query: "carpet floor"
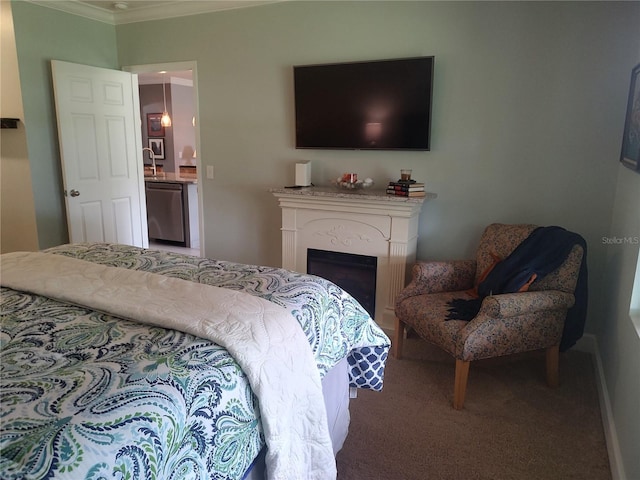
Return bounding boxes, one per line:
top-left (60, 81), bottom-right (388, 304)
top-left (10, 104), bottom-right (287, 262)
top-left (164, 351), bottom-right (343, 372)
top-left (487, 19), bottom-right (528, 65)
top-left (336, 337), bottom-right (611, 480)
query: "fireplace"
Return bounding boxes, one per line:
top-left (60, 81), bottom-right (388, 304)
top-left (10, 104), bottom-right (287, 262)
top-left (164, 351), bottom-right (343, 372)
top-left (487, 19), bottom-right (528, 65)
top-left (307, 248), bottom-right (377, 317)
top-left (271, 186), bottom-right (435, 330)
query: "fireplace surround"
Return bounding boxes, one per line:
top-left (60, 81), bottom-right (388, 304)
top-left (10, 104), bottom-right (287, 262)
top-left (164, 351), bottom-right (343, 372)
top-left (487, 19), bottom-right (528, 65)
top-left (271, 187), bottom-right (435, 330)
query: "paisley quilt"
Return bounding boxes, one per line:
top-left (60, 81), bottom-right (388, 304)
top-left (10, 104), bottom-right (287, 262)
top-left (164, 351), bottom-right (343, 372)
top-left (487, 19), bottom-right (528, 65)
top-left (0, 243), bottom-right (390, 480)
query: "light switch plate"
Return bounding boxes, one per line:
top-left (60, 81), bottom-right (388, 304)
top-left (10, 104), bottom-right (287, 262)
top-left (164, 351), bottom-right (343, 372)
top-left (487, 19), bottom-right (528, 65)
top-left (206, 165), bottom-right (214, 179)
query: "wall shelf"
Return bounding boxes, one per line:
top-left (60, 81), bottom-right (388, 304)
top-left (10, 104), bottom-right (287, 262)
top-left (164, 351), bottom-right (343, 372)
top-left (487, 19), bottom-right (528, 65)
top-left (1, 118), bottom-right (20, 129)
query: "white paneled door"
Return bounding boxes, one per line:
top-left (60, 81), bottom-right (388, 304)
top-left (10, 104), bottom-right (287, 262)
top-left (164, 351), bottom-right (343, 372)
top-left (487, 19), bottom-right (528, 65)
top-left (51, 60), bottom-right (148, 248)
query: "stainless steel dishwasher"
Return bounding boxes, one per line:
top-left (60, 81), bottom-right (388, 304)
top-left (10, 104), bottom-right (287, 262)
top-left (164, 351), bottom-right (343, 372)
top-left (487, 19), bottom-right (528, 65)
top-left (145, 181), bottom-right (185, 243)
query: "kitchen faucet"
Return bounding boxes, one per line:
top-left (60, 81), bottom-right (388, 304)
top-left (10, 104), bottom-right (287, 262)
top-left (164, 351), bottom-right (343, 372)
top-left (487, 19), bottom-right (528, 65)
top-left (142, 147), bottom-right (157, 176)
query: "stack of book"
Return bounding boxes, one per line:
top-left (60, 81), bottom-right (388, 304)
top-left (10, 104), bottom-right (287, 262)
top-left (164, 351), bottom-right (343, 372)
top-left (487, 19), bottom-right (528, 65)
top-left (386, 180), bottom-right (426, 197)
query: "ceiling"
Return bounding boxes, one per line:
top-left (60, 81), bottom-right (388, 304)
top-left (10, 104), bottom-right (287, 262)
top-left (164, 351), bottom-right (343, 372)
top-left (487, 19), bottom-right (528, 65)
top-left (28, 0), bottom-right (283, 25)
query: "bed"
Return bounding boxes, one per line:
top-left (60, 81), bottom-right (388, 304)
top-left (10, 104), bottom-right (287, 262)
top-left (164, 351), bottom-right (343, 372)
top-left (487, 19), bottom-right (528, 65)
top-left (0, 243), bottom-right (390, 480)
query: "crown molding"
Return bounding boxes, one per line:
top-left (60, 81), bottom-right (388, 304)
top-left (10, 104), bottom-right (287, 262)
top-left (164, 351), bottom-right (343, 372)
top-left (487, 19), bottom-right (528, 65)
top-left (25, 1), bottom-right (283, 25)
top-left (28, 0), bottom-right (115, 24)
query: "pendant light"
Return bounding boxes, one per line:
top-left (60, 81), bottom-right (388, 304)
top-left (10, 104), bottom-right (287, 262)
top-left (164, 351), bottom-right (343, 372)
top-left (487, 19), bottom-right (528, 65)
top-left (160, 73), bottom-right (172, 127)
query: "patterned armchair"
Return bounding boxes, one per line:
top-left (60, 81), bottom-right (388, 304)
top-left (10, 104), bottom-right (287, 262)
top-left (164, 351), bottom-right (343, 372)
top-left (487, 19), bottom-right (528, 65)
top-left (394, 223), bottom-right (586, 409)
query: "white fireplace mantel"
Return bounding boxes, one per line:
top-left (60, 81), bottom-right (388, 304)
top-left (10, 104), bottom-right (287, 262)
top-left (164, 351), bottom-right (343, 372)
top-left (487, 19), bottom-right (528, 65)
top-left (271, 187), bottom-right (436, 330)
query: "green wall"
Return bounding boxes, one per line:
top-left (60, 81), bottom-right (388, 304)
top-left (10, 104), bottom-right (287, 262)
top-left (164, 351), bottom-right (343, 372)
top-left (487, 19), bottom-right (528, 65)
top-left (114, 0), bottom-right (638, 329)
top-left (601, 165), bottom-right (640, 479)
top-left (12, 0), bottom-right (639, 324)
top-left (9, 1), bottom-right (640, 477)
top-left (11, 0), bottom-right (118, 248)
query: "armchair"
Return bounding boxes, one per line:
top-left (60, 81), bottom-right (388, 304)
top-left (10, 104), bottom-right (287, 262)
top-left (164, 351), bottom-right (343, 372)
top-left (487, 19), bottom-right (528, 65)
top-left (394, 223), bottom-right (586, 409)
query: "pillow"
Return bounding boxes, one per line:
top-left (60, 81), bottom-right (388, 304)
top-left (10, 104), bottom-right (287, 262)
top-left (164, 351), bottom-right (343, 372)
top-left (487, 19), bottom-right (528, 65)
top-left (467, 252), bottom-right (502, 298)
top-left (518, 273), bottom-right (537, 292)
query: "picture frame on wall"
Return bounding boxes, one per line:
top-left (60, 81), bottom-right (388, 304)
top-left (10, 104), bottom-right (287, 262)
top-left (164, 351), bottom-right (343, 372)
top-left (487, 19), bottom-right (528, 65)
top-left (620, 63), bottom-right (640, 173)
top-left (149, 138), bottom-right (165, 160)
top-left (147, 113), bottom-right (165, 137)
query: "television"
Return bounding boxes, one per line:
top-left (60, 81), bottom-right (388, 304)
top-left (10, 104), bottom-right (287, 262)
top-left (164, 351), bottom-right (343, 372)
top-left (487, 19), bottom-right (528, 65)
top-left (294, 56), bottom-right (434, 151)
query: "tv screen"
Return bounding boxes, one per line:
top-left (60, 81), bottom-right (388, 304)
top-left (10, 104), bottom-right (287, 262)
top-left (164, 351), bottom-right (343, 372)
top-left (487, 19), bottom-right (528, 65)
top-left (294, 56), bottom-right (434, 151)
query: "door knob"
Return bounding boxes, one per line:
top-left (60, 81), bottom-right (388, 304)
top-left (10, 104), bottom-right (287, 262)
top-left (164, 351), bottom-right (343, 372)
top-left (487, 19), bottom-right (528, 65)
top-left (69, 189), bottom-right (80, 197)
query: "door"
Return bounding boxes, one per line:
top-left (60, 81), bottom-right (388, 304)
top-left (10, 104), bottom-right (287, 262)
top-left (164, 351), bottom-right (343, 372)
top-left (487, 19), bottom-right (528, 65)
top-left (51, 60), bottom-right (148, 247)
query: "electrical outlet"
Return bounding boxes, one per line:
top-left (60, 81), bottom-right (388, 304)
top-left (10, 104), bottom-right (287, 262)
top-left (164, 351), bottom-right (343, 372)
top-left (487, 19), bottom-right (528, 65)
top-left (206, 165), bottom-right (214, 179)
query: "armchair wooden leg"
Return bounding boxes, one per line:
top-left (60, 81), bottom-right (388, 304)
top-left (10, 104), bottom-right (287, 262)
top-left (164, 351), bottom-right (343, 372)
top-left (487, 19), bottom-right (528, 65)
top-left (546, 344), bottom-right (560, 388)
top-left (453, 359), bottom-right (470, 410)
top-left (393, 317), bottom-right (405, 359)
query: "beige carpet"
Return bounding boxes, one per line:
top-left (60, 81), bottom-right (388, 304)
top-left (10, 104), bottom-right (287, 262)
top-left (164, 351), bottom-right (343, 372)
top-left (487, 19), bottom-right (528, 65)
top-left (336, 337), bottom-right (611, 480)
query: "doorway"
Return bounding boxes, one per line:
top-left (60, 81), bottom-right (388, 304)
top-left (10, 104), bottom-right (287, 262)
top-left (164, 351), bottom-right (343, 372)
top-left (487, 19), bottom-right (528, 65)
top-left (125, 62), bottom-right (203, 257)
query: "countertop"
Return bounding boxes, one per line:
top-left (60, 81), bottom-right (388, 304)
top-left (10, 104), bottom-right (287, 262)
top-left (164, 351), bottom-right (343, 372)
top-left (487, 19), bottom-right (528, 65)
top-left (144, 173), bottom-right (197, 185)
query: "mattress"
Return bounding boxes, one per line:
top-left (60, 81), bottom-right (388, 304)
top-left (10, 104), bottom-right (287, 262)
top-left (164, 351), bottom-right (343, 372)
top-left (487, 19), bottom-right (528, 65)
top-left (0, 243), bottom-right (390, 480)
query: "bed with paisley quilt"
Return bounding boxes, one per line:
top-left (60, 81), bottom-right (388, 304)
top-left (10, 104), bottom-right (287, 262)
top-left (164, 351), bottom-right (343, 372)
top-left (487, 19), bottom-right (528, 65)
top-left (0, 243), bottom-right (389, 480)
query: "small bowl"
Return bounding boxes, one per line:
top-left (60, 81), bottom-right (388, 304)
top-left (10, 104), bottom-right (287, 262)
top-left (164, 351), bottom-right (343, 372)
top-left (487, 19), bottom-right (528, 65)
top-left (335, 180), bottom-right (374, 190)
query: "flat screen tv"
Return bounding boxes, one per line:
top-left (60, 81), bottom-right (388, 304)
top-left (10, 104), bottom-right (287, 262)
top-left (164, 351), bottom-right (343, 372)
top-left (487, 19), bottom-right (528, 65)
top-left (294, 56), bottom-right (434, 151)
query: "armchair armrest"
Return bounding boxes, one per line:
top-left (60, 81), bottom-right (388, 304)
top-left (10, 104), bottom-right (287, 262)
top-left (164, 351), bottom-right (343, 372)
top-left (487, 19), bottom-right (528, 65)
top-left (396, 260), bottom-right (476, 305)
top-left (476, 290), bottom-right (576, 319)
top-left (456, 290), bottom-right (576, 361)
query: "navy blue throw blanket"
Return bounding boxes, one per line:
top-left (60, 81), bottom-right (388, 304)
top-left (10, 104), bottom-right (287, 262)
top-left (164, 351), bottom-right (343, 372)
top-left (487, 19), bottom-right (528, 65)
top-left (446, 226), bottom-right (588, 351)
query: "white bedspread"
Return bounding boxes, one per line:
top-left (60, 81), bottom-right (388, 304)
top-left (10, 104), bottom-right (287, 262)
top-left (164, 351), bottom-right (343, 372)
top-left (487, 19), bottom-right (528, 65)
top-left (0, 252), bottom-right (337, 479)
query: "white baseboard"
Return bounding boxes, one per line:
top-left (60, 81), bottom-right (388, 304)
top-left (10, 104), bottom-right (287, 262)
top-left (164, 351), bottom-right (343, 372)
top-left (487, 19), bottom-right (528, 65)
top-left (572, 333), bottom-right (597, 354)
top-left (574, 333), bottom-right (626, 480)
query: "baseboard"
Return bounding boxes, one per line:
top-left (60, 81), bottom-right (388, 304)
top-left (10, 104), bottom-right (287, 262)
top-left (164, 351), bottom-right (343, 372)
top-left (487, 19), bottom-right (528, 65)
top-left (572, 333), bottom-right (596, 354)
top-left (574, 333), bottom-right (626, 480)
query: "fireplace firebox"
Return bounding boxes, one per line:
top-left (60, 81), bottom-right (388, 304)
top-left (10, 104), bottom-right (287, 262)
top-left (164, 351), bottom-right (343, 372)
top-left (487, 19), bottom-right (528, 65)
top-left (307, 248), bottom-right (377, 318)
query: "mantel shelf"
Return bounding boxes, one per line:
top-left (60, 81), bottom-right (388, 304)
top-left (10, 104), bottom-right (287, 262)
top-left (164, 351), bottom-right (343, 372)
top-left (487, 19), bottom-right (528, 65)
top-left (270, 186), bottom-right (437, 203)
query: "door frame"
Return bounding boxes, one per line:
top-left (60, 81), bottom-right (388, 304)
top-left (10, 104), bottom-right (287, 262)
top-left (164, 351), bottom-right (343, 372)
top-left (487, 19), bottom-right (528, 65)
top-left (123, 61), bottom-right (203, 257)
